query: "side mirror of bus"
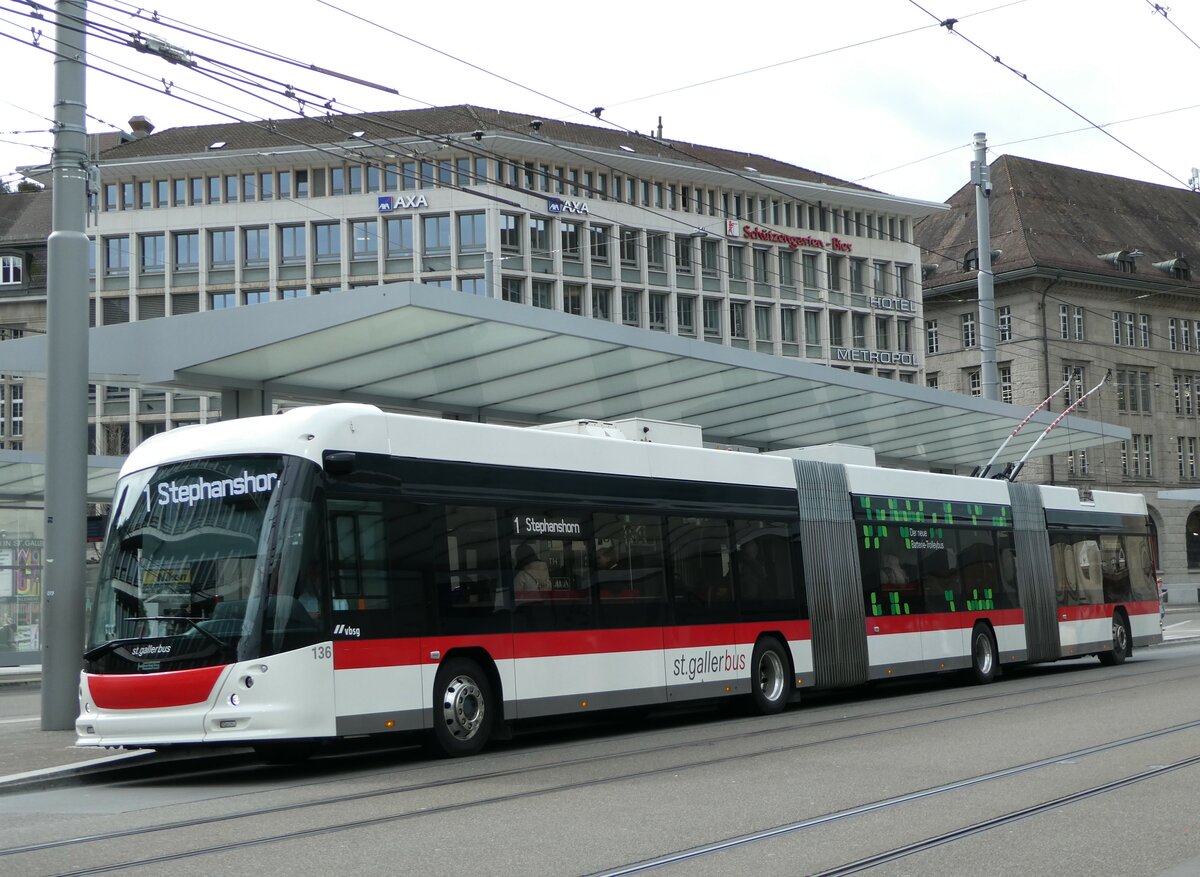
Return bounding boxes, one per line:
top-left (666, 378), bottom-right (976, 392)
top-left (323, 451), bottom-right (357, 476)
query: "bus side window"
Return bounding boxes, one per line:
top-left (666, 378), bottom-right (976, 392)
top-left (328, 500), bottom-right (390, 612)
top-left (436, 505), bottom-right (509, 635)
top-left (593, 512), bottom-right (666, 627)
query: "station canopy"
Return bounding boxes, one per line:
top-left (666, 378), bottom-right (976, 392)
top-left (0, 282), bottom-right (1126, 473)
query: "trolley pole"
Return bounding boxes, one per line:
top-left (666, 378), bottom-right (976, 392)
top-left (41, 0), bottom-right (90, 730)
top-left (972, 132), bottom-right (999, 402)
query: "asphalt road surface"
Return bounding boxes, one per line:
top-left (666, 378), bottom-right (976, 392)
top-left (3, 642), bottom-right (1200, 877)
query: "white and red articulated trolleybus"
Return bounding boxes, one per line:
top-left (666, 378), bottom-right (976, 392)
top-left (77, 404), bottom-right (1161, 757)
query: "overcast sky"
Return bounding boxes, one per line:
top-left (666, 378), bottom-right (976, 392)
top-left (2, 0), bottom-right (1199, 205)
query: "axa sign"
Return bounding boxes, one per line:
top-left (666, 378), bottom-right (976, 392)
top-left (378, 194), bottom-right (429, 212)
top-left (547, 197), bottom-right (589, 215)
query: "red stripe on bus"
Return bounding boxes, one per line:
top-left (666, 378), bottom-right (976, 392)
top-left (1059, 601), bottom-right (1160, 621)
top-left (87, 666), bottom-right (226, 710)
top-left (334, 622), bottom-right (815, 669)
top-left (868, 609), bottom-right (1025, 636)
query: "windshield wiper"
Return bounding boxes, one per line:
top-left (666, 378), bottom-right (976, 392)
top-left (140, 615), bottom-right (230, 652)
top-left (82, 615), bottom-right (233, 662)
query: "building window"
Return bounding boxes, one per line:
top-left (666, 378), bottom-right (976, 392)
top-left (895, 264), bottom-right (911, 299)
top-left (459, 277), bottom-right (487, 296)
top-left (244, 290), bottom-right (269, 305)
top-left (828, 310), bottom-right (845, 347)
top-left (385, 217), bottom-right (413, 257)
top-left (781, 307), bottom-right (798, 344)
top-left (1188, 510), bottom-right (1200, 569)
top-left (422, 215), bottom-right (451, 256)
top-left (1000, 365), bottom-right (1013, 403)
top-left (0, 255), bottom-right (23, 285)
top-left (873, 261), bottom-right (889, 296)
top-left (500, 214), bottom-right (522, 253)
top-left (619, 228), bottom-right (640, 265)
top-left (703, 298), bottom-right (721, 337)
top-left (1073, 306), bottom-right (1085, 340)
top-left (1063, 364), bottom-right (1087, 409)
top-left (563, 284), bottom-right (583, 315)
top-left (209, 229), bottom-right (235, 268)
top-left (754, 304), bottom-right (771, 341)
top-left (1170, 318), bottom-right (1179, 351)
top-left (850, 258), bottom-right (866, 294)
top-left (173, 231), bottom-right (199, 270)
top-left (804, 310), bottom-right (821, 355)
top-left (961, 313), bottom-right (977, 349)
top-left (458, 213), bottom-right (486, 254)
top-left (1067, 449), bottom-right (1089, 477)
top-left (675, 237), bottom-right (692, 274)
top-left (676, 296), bottom-right (696, 335)
top-left (243, 227), bottom-right (269, 266)
top-left (875, 315), bottom-right (890, 349)
top-left (778, 251), bottom-right (794, 287)
top-left (828, 255), bottom-right (843, 292)
top-left (351, 219), bottom-right (377, 260)
top-left (852, 313), bottom-right (867, 348)
top-left (560, 221), bottom-right (581, 261)
top-left (592, 287), bottom-right (611, 320)
top-left (210, 292), bottom-right (236, 310)
top-left (279, 225), bottom-right (305, 264)
top-left (728, 245), bottom-right (745, 280)
top-left (1116, 369), bottom-right (1153, 413)
top-left (701, 239), bottom-right (719, 276)
top-left (646, 233), bottom-right (667, 271)
top-left (1179, 437), bottom-right (1198, 479)
top-left (1124, 434), bottom-right (1154, 478)
top-left (314, 222), bottom-right (342, 262)
top-left (967, 369), bottom-right (981, 396)
top-left (752, 248), bottom-right (769, 283)
top-left (649, 293), bottom-right (668, 331)
top-left (621, 289), bottom-right (641, 326)
top-left (897, 320), bottom-right (912, 353)
top-left (501, 276), bottom-right (524, 304)
top-left (803, 253), bottom-right (820, 289)
top-left (139, 233), bottom-right (165, 273)
top-left (530, 280), bottom-right (553, 309)
top-left (589, 225), bottom-right (609, 264)
top-left (730, 301), bottom-right (747, 339)
top-left (926, 319), bottom-right (939, 354)
top-left (994, 305), bottom-right (1010, 342)
top-left (1142, 314), bottom-right (1153, 349)
top-left (926, 372), bottom-right (939, 390)
top-left (104, 236), bottom-right (130, 275)
top-left (529, 218), bottom-right (551, 256)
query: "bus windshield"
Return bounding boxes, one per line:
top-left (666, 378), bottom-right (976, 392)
top-left (85, 455), bottom-right (326, 673)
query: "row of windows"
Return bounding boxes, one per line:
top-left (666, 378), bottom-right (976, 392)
top-left (327, 498), bottom-right (804, 636)
top-left (95, 217), bottom-right (914, 299)
top-left (98, 156), bottom-right (912, 241)
top-left (926, 308), bottom-right (1193, 355)
top-left (925, 365), bottom-right (1014, 403)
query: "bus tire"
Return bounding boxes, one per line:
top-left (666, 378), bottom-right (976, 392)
top-left (750, 637), bottom-right (790, 715)
top-left (431, 657), bottom-right (494, 757)
top-left (969, 623), bottom-right (998, 685)
top-left (1098, 613), bottom-right (1130, 666)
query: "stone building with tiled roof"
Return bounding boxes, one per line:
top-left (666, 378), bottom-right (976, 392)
top-left (918, 154), bottom-right (1200, 593)
top-left (5, 103), bottom-right (938, 458)
top-left (0, 186), bottom-right (50, 450)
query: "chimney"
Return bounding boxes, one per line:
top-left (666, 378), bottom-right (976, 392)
top-left (128, 116), bottom-right (155, 139)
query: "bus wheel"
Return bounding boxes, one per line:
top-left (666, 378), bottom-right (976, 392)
top-left (432, 658), bottom-right (494, 757)
top-left (750, 638), bottom-right (790, 715)
top-left (970, 624), bottom-right (998, 684)
top-left (1098, 614), bottom-right (1130, 666)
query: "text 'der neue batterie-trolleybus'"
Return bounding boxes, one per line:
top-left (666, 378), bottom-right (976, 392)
top-left (78, 404), bottom-right (1162, 758)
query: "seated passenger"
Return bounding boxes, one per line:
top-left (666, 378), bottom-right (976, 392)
top-left (514, 544), bottom-right (552, 593)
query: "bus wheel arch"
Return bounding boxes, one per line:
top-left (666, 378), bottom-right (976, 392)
top-left (1098, 610), bottom-right (1131, 666)
top-left (969, 622), bottom-right (998, 685)
top-left (430, 650), bottom-right (500, 757)
top-left (750, 635), bottom-right (792, 715)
